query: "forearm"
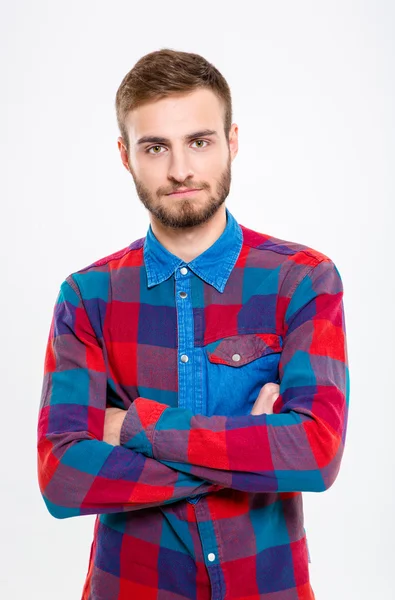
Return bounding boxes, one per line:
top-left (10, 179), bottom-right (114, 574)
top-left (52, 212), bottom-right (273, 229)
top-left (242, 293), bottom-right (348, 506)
top-left (120, 396), bottom-right (345, 493)
top-left (38, 417), bottom-right (223, 518)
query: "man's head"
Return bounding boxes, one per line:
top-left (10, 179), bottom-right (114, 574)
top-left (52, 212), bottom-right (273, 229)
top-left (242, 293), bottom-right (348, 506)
top-left (115, 49), bottom-right (238, 229)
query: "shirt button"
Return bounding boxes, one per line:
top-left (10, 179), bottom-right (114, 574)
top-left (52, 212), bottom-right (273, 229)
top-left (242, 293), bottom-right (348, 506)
top-left (207, 553), bottom-right (216, 562)
top-left (232, 353), bottom-right (241, 362)
top-left (179, 291), bottom-right (187, 298)
top-left (180, 267), bottom-right (188, 275)
top-left (180, 354), bottom-right (189, 363)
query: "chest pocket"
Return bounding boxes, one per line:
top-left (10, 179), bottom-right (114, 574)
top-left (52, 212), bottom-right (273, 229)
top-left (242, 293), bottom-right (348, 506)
top-left (203, 333), bottom-right (282, 416)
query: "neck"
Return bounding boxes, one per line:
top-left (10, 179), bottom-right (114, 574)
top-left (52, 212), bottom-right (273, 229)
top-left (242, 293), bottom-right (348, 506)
top-left (149, 205), bottom-right (227, 263)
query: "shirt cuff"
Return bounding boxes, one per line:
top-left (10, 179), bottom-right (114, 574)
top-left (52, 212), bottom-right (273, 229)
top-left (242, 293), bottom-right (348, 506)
top-left (119, 397), bottom-right (169, 457)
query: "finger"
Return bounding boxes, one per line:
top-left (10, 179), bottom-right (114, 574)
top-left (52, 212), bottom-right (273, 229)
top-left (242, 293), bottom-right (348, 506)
top-left (263, 382), bottom-right (280, 393)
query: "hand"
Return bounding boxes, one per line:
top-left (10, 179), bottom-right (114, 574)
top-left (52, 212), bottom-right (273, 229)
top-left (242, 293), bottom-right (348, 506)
top-left (103, 407), bottom-right (127, 445)
top-left (250, 382), bottom-right (280, 415)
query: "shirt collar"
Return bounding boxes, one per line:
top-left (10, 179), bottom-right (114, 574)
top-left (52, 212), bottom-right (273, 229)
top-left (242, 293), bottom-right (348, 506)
top-left (143, 206), bottom-right (243, 293)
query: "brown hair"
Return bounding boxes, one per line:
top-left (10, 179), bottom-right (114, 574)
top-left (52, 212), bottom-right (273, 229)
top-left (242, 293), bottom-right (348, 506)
top-left (115, 48), bottom-right (232, 153)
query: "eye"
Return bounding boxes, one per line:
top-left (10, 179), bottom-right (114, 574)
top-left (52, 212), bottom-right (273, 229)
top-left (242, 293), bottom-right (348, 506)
top-left (192, 139), bottom-right (209, 149)
top-left (146, 145), bottom-right (165, 155)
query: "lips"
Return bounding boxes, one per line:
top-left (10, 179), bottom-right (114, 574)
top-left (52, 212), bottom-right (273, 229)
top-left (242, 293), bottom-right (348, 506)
top-left (166, 189), bottom-right (201, 196)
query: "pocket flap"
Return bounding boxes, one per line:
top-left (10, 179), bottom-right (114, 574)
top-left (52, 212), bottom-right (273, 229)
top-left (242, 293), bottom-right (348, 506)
top-left (206, 333), bottom-right (282, 367)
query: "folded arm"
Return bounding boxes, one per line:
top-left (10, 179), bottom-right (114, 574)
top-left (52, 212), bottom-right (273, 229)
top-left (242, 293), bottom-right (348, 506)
top-left (120, 258), bottom-right (350, 494)
top-left (37, 276), bottom-right (223, 520)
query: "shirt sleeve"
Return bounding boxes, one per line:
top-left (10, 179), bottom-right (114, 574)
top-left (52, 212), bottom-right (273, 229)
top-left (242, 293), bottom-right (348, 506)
top-left (37, 276), bottom-right (224, 520)
top-left (120, 258), bottom-right (350, 493)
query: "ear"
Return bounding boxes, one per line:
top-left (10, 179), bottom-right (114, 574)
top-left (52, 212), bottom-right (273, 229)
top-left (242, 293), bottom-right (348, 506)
top-left (228, 124), bottom-right (239, 161)
top-left (117, 137), bottom-right (130, 172)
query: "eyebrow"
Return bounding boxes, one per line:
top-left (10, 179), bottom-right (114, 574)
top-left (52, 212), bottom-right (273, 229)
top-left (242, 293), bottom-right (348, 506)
top-left (136, 129), bottom-right (218, 146)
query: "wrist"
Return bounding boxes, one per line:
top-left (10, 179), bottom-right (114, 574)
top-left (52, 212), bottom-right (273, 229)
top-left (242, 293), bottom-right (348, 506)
top-left (120, 397), bottom-right (169, 456)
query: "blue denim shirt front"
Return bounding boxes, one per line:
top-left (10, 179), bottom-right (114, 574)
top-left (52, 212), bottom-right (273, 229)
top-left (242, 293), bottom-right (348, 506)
top-left (143, 206), bottom-right (281, 419)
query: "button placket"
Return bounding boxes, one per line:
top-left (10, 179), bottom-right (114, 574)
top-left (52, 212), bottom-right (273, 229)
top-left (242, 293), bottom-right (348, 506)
top-left (193, 501), bottom-right (224, 597)
top-left (175, 266), bottom-right (194, 410)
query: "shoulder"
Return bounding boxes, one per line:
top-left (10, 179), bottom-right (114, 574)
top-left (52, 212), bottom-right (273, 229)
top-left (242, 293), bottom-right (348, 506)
top-left (238, 222), bottom-right (338, 298)
top-left (62, 236), bottom-right (146, 298)
top-left (72, 236), bottom-right (146, 275)
top-left (240, 225), bottom-right (332, 267)
top-left (240, 222), bottom-right (331, 266)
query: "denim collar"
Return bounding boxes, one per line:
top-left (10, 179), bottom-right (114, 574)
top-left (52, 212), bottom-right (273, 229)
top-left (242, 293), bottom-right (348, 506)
top-left (143, 206), bottom-right (243, 293)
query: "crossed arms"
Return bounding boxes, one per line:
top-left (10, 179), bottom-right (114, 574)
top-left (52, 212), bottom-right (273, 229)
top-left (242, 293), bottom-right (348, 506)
top-left (37, 257), bottom-right (349, 519)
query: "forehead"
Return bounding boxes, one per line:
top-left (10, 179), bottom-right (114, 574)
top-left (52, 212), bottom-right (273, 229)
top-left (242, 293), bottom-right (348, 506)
top-left (126, 88), bottom-right (224, 141)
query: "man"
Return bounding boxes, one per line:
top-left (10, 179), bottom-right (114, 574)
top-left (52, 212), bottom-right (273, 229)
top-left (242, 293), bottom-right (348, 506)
top-left (37, 48), bottom-right (349, 600)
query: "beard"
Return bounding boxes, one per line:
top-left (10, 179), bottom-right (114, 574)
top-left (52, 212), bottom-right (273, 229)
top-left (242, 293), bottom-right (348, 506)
top-left (127, 152), bottom-right (232, 229)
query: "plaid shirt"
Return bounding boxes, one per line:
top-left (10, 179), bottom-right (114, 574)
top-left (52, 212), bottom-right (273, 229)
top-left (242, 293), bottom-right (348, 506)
top-left (37, 207), bottom-right (349, 599)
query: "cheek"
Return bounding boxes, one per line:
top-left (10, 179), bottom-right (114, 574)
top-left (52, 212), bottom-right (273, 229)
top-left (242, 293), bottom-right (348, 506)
top-left (196, 162), bottom-right (222, 185)
top-left (132, 153), bottom-right (158, 177)
top-left (138, 165), bottom-right (164, 189)
top-left (204, 154), bottom-right (228, 175)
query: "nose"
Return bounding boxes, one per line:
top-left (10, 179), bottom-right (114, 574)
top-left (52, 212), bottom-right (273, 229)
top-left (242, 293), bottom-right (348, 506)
top-left (167, 148), bottom-right (194, 183)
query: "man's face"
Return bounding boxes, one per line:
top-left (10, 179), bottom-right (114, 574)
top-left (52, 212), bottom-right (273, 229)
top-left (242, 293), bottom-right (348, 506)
top-left (118, 88), bottom-right (238, 229)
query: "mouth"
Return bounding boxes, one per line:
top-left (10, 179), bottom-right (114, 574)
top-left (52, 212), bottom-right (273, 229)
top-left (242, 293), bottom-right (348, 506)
top-left (166, 188), bottom-right (202, 197)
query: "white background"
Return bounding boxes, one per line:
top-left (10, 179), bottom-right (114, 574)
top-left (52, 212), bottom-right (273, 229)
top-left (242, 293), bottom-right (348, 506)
top-left (1, 1), bottom-right (393, 598)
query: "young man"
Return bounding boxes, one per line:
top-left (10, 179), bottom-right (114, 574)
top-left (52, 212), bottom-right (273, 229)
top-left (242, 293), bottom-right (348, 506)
top-left (37, 49), bottom-right (349, 600)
